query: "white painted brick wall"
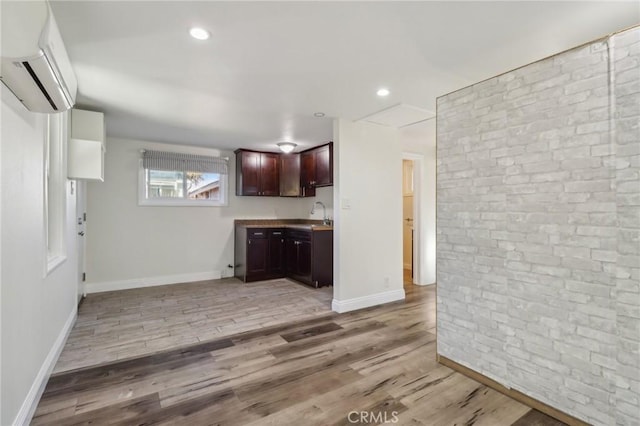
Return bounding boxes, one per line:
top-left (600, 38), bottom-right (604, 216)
top-left (614, 27), bottom-right (640, 426)
top-left (437, 26), bottom-right (639, 426)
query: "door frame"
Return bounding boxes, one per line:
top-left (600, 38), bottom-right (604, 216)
top-left (75, 180), bottom-right (87, 303)
top-left (402, 152), bottom-right (423, 285)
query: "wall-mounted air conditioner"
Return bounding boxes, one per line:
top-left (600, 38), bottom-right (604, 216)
top-left (0, 1), bottom-right (77, 113)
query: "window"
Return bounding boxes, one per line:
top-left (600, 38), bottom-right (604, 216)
top-left (139, 150), bottom-right (229, 206)
top-left (45, 112), bottom-right (67, 273)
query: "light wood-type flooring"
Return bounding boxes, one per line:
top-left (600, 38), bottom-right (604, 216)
top-left (54, 278), bottom-right (333, 373)
top-left (33, 275), bottom-right (566, 425)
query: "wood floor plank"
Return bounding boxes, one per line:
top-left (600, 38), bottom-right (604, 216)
top-left (111, 388), bottom-right (243, 426)
top-left (348, 330), bottom-right (436, 376)
top-left (424, 384), bottom-right (530, 426)
top-left (393, 375), bottom-right (489, 425)
top-left (280, 321), bottom-right (343, 342)
top-left (33, 393), bottom-right (161, 426)
top-left (228, 314), bottom-right (336, 344)
top-left (242, 382), bottom-right (399, 426)
top-left (151, 394), bottom-right (261, 426)
top-left (470, 393), bottom-right (532, 426)
top-left (43, 338), bottom-right (234, 397)
top-left (511, 409), bottom-right (570, 426)
top-left (235, 365), bottom-right (363, 417)
top-left (268, 319), bottom-right (388, 358)
top-left (30, 397), bottom-right (78, 426)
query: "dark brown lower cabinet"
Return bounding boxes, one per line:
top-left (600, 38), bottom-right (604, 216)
top-left (285, 230), bottom-right (312, 283)
top-left (235, 227), bottom-right (284, 282)
top-left (284, 229), bottom-right (332, 288)
top-left (235, 226), bottom-right (332, 287)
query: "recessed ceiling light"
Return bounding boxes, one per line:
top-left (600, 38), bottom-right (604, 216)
top-left (376, 88), bottom-right (390, 97)
top-left (313, 112), bottom-right (325, 117)
top-left (189, 27), bottom-right (210, 40)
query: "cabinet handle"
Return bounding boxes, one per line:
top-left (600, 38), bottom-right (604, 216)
top-left (281, 239), bottom-right (284, 243)
top-left (272, 232), bottom-right (282, 235)
top-left (253, 232), bottom-right (264, 236)
top-left (248, 240), bottom-right (251, 245)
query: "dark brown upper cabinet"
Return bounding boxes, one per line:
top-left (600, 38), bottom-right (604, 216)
top-left (313, 143), bottom-right (333, 187)
top-left (235, 142), bottom-right (332, 198)
top-left (279, 154), bottom-right (301, 197)
top-left (300, 150), bottom-right (316, 197)
top-left (235, 150), bottom-right (280, 196)
top-left (301, 143), bottom-right (333, 197)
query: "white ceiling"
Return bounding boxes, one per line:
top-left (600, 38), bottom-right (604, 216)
top-left (48, 1), bottom-right (639, 152)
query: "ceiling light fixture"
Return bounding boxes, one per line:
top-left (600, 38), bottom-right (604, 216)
top-left (314, 112), bottom-right (325, 117)
top-left (277, 142), bottom-right (297, 154)
top-left (376, 88), bottom-right (390, 97)
top-left (189, 27), bottom-right (210, 40)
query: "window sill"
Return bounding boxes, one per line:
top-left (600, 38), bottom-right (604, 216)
top-left (46, 254), bottom-right (67, 276)
top-left (138, 199), bottom-right (228, 207)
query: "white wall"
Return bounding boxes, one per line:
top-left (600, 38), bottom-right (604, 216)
top-left (85, 137), bottom-right (333, 292)
top-left (400, 119), bottom-right (437, 285)
top-left (1, 88), bottom-right (79, 425)
top-left (332, 119), bottom-right (404, 312)
top-left (0, 80), bottom-right (3, 426)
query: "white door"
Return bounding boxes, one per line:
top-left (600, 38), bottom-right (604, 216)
top-left (76, 180), bottom-right (86, 304)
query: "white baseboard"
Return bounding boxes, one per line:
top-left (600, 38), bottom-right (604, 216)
top-left (85, 271), bottom-right (222, 294)
top-left (331, 289), bottom-right (406, 313)
top-left (13, 307), bottom-right (77, 426)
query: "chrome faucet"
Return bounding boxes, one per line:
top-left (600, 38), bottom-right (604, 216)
top-left (311, 201), bottom-right (331, 225)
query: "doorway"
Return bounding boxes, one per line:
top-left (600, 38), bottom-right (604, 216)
top-left (402, 158), bottom-right (416, 287)
top-left (76, 180), bottom-right (86, 305)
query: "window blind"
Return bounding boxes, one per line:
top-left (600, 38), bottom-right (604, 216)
top-left (142, 150), bottom-right (228, 174)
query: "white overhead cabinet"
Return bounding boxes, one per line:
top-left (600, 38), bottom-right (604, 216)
top-left (68, 109), bottom-right (105, 181)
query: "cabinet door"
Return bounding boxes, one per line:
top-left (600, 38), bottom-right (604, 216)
top-left (297, 240), bottom-right (313, 282)
top-left (268, 230), bottom-right (285, 276)
top-left (284, 237), bottom-right (299, 275)
top-left (279, 154), bottom-right (301, 197)
top-left (237, 151), bottom-right (261, 196)
top-left (260, 153), bottom-right (280, 196)
top-left (311, 230), bottom-right (333, 287)
top-left (314, 144), bottom-right (332, 187)
top-left (300, 151), bottom-right (316, 197)
top-left (246, 237), bottom-right (269, 278)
